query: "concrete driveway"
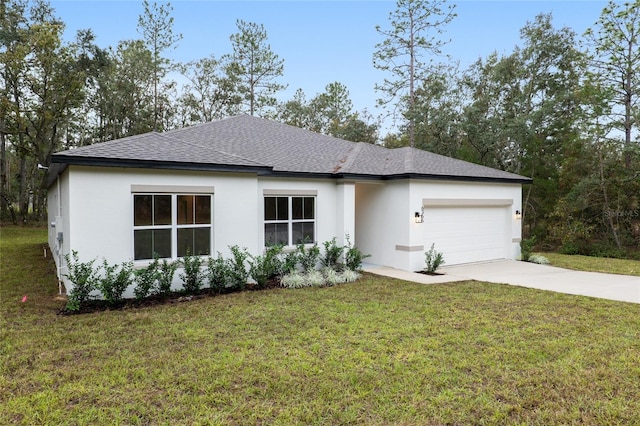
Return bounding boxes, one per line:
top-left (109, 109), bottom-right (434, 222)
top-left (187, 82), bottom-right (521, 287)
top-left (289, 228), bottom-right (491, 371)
top-left (365, 260), bottom-right (640, 304)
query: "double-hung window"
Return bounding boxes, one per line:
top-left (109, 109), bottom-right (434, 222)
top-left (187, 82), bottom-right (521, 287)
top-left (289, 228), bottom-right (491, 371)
top-left (264, 195), bottom-right (315, 246)
top-left (133, 191), bottom-right (212, 260)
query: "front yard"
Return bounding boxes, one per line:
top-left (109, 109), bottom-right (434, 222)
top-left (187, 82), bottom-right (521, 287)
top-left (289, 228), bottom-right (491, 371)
top-left (2, 227), bottom-right (639, 424)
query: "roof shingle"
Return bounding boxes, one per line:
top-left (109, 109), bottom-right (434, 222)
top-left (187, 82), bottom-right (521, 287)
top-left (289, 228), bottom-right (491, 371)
top-left (52, 115), bottom-right (531, 183)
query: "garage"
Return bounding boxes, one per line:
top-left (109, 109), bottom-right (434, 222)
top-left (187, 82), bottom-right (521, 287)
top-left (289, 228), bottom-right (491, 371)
top-left (422, 199), bottom-right (511, 265)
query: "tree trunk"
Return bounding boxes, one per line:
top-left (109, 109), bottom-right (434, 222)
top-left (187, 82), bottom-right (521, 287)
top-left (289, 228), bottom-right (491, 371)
top-left (598, 148), bottom-right (622, 249)
top-left (0, 121), bottom-right (6, 220)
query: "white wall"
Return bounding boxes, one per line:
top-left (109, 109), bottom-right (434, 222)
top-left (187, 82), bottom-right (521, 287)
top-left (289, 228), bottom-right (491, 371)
top-left (355, 181), bottom-right (412, 270)
top-left (355, 179), bottom-right (523, 272)
top-left (257, 177), bottom-right (342, 248)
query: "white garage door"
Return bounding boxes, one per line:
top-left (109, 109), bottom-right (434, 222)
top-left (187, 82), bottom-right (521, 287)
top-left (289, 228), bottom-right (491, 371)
top-left (423, 206), bottom-right (508, 265)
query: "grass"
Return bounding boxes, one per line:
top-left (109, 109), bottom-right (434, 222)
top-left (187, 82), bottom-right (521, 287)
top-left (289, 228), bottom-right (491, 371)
top-left (538, 252), bottom-right (640, 277)
top-left (2, 226), bottom-right (640, 425)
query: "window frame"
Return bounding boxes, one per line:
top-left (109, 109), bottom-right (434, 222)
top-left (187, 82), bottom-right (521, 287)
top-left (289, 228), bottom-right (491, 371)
top-left (132, 188), bottom-right (214, 262)
top-left (263, 193), bottom-right (316, 248)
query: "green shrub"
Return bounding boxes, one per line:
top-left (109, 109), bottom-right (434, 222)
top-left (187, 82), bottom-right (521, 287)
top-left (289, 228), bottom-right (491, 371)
top-left (298, 242), bottom-right (320, 273)
top-left (156, 259), bottom-right (178, 296)
top-left (281, 250), bottom-right (299, 275)
top-left (227, 245), bottom-right (250, 290)
top-left (134, 257), bottom-right (160, 300)
top-left (344, 235), bottom-right (370, 272)
top-left (207, 253), bottom-right (230, 293)
top-left (64, 251), bottom-right (99, 311)
top-left (180, 252), bottom-right (204, 294)
top-left (520, 236), bottom-right (537, 261)
top-left (424, 243), bottom-right (445, 274)
top-left (249, 245), bottom-right (283, 289)
top-left (321, 238), bottom-right (343, 270)
top-left (98, 259), bottom-right (133, 305)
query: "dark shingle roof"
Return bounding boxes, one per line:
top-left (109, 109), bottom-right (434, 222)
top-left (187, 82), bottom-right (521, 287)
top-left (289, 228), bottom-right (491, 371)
top-left (52, 115), bottom-right (531, 183)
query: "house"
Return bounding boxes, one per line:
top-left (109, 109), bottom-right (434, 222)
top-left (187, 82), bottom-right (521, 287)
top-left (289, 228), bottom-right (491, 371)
top-left (47, 115), bottom-right (531, 294)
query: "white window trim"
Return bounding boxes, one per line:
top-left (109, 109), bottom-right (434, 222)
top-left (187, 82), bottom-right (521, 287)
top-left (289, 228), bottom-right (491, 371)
top-left (263, 194), bottom-right (316, 248)
top-left (132, 193), bottom-right (213, 262)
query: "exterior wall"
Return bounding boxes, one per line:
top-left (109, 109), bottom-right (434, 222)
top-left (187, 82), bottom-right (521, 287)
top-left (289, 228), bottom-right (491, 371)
top-left (54, 166), bottom-right (260, 295)
top-left (408, 180), bottom-right (523, 271)
top-left (48, 168), bottom-right (70, 282)
top-left (355, 179), bottom-right (523, 272)
top-left (355, 181), bottom-right (412, 270)
top-left (257, 177), bottom-right (342, 248)
top-left (50, 167), bottom-right (353, 297)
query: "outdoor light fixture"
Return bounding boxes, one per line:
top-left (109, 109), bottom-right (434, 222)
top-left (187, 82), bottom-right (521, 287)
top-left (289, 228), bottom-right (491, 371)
top-left (415, 207), bottom-right (424, 223)
top-left (515, 210), bottom-right (522, 220)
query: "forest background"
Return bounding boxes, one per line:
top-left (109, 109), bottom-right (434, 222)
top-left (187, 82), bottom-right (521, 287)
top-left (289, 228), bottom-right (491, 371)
top-left (1, 0), bottom-right (638, 258)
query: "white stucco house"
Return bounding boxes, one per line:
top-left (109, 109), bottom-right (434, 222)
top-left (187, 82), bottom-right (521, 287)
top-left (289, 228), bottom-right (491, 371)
top-left (47, 115), bottom-right (531, 293)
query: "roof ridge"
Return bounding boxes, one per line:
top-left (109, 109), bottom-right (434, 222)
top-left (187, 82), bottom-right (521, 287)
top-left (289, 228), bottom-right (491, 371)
top-left (333, 142), bottom-right (363, 173)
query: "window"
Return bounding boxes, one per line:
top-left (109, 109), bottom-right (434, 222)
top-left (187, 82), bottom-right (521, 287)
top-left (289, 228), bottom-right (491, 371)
top-left (133, 194), bottom-right (212, 260)
top-left (264, 196), bottom-right (315, 246)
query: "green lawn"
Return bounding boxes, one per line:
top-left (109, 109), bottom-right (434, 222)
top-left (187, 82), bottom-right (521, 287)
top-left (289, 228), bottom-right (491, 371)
top-left (2, 227), bottom-right (639, 425)
top-left (539, 252), bottom-right (640, 276)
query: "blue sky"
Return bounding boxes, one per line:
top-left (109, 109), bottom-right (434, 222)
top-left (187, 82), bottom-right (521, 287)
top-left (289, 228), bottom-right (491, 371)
top-left (50, 0), bottom-right (608, 125)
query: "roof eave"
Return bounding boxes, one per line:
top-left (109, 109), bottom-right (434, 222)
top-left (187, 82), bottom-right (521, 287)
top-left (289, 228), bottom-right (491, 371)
top-left (50, 155), bottom-right (273, 175)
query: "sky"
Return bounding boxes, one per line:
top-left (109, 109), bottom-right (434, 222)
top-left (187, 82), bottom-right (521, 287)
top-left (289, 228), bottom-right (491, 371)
top-left (49, 0), bottom-right (609, 129)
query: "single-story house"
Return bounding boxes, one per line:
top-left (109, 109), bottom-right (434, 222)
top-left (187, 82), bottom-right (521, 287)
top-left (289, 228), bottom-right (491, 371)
top-left (47, 115), bottom-right (531, 294)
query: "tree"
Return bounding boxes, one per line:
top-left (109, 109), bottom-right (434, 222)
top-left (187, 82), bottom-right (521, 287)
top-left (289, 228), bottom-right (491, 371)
top-left (137, 0), bottom-right (182, 131)
top-left (176, 55), bottom-right (241, 124)
top-left (373, 0), bottom-right (456, 147)
top-left (228, 19), bottom-right (285, 116)
top-left (461, 14), bottom-right (586, 237)
top-left (584, 0), bottom-right (640, 167)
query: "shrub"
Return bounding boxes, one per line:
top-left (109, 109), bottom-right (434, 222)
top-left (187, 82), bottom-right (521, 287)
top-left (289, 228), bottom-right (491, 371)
top-left (344, 234), bottom-right (370, 272)
top-left (227, 245), bottom-right (250, 290)
top-left (528, 254), bottom-right (550, 265)
top-left (207, 253), bottom-right (230, 293)
top-left (321, 238), bottom-right (343, 270)
top-left (323, 267), bottom-right (344, 286)
top-left (98, 259), bottom-right (134, 305)
top-left (424, 244), bottom-right (445, 274)
top-left (156, 259), bottom-right (178, 296)
top-left (64, 250), bottom-right (99, 311)
top-left (180, 252), bottom-right (204, 294)
top-left (298, 243), bottom-right (320, 273)
top-left (281, 250), bottom-right (299, 275)
top-left (134, 257), bottom-right (160, 300)
top-left (342, 269), bottom-right (360, 283)
top-left (520, 236), bottom-right (536, 261)
top-left (249, 245), bottom-right (284, 288)
top-left (306, 270), bottom-right (325, 287)
top-left (280, 272), bottom-right (307, 289)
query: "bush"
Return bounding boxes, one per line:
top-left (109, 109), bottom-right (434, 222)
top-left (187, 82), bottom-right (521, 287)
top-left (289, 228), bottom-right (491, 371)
top-left (344, 235), bottom-right (370, 272)
top-left (207, 253), bottom-right (230, 293)
top-left (298, 242), bottom-right (320, 273)
top-left (249, 245), bottom-right (284, 289)
top-left (180, 252), bottom-right (204, 294)
top-left (342, 269), bottom-right (360, 283)
top-left (528, 254), bottom-right (550, 265)
top-left (156, 259), bottom-right (178, 296)
top-left (134, 257), bottom-right (160, 300)
top-left (321, 238), bottom-right (343, 270)
top-left (64, 250), bottom-right (99, 311)
top-left (280, 272), bottom-right (307, 289)
top-left (424, 244), bottom-right (445, 274)
top-left (520, 236), bottom-right (537, 261)
top-left (98, 259), bottom-right (133, 305)
top-left (281, 250), bottom-right (299, 275)
top-left (306, 270), bottom-right (325, 287)
top-left (227, 245), bottom-right (250, 290)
